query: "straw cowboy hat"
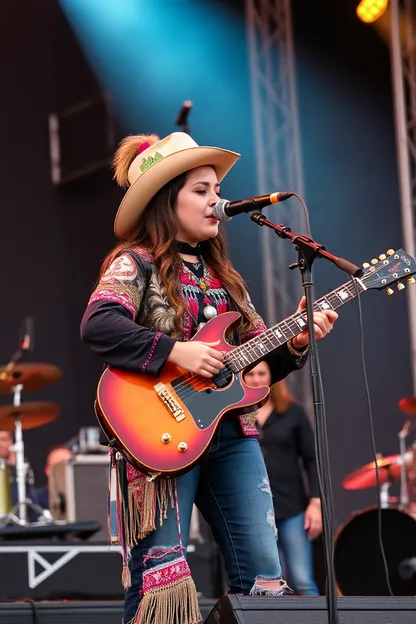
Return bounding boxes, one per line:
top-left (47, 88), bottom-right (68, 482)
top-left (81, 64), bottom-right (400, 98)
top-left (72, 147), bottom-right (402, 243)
top-left (114, 132), bottom-right (240, 240)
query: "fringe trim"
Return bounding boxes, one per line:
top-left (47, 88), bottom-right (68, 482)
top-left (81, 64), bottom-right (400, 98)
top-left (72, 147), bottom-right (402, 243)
top-left (128, 477), bottom-right (175, 545)
top-left (122, 562), bottom-right (132, 589)
top-left (109, 450), bottom-right (132, 589)
top-left (135, 575), bottom-right (202, 624)
top-left (109, 455), bottom-right (176, 591)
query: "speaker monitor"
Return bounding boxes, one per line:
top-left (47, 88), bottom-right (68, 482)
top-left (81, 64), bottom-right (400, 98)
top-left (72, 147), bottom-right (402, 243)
top-left (49, 454), bottom-right (109, 541)
top-left (204, 594), bottom-right (416, 624)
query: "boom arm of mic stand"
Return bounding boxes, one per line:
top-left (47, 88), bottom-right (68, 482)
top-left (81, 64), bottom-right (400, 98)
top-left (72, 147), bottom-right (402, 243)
top-left (250, 212), bottom-right (362, 277)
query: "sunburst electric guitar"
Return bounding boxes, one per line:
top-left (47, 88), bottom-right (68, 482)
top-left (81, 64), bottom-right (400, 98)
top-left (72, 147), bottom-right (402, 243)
top-left (95, 249), bottom-right (416, 477)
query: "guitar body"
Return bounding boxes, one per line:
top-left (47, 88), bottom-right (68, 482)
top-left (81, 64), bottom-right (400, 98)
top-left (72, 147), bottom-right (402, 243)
top-left (95, 246), bottom-right (416, 477)
top-left (96, 312), bottom-right (270, 476)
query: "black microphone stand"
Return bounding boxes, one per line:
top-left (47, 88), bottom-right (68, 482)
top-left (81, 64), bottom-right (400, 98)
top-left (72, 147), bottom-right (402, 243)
top-left (249, 211), bottom-right (362, 624)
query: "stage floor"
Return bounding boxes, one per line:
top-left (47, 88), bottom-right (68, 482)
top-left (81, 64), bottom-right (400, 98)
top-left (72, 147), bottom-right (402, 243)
top-left (0, 599), bottom-right (216, 623)
top-left (0, 597), bottom-right (415, 624)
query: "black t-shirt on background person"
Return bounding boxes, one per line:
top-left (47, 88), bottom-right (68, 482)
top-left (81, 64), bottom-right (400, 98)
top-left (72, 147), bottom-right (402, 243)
top-left (257, 404), bottom-right (319, 521)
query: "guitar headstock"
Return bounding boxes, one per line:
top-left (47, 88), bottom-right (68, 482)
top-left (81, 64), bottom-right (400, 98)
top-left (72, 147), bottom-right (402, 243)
top-left (360, 249), bottom-right (416, 293)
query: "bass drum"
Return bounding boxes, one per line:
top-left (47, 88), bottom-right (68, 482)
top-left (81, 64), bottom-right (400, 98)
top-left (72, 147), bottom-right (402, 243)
top-left (335, 506), bottom-right (416, 596)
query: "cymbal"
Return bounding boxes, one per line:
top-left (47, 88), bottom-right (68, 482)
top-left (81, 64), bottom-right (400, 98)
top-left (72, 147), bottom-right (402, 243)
top-left (399, 396), bottom-right (416, 416)
top-left (342, 453), bottom-right (412, 490)
top-left (0, 402), bottom-right (59, 431)
top-left (0, 363), bottom-right (62, 394)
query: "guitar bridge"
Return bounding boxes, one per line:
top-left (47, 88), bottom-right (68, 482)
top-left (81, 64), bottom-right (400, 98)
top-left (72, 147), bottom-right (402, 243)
top-left (154, 382), bottom-right (185, 422)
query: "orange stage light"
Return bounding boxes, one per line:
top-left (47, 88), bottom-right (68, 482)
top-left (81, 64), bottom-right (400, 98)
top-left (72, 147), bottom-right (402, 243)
top-left (356, 0), bottom-right (389, 23)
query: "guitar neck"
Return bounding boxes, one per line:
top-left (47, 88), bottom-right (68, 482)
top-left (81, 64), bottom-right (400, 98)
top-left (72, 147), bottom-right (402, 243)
top-left (225, 277), bottom-right (366, 373)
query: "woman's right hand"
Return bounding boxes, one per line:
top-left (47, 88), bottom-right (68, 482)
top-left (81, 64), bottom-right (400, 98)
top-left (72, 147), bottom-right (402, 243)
top-left (167, 340), bottom-right (224, 378)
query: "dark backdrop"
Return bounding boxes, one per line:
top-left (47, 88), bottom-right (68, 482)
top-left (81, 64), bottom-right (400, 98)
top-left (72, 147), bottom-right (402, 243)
top-left (0, 0), bottom-right (412, 533)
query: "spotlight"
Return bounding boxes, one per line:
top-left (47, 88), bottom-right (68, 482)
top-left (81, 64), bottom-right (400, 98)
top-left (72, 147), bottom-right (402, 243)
top-left (356, 0), bottom-right (388, 23)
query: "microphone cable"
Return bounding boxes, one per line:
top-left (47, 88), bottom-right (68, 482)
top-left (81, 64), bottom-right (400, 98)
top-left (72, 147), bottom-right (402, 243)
top-left (351, 277), bottom-right (394, 596)
top-left (291, 191), bottom-right (393, 598)
top-left (283, 191), bottom-right (312, 239)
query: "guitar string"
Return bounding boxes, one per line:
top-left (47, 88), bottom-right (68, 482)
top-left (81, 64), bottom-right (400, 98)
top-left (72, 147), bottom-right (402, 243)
top-left (177, 286), bottom-right (360, 388)
top-left (173, 312), bottom-right (303, 400)
top-left (168, 259), bottom-right (403, 402)
top-left (171, 282), bottom-right (361, 403)
top-left (171, 282), bottom-right (360, 402)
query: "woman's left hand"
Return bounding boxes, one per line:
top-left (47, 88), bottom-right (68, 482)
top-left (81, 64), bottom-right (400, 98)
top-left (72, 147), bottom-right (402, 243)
top-left (291, 296), bottom-right (338, 350)
top-left (304, 499), bottom-right (322, 541)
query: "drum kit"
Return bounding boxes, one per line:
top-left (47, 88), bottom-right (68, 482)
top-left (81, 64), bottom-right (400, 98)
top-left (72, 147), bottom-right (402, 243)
top-left (0, 361), bottom-right (61, 526)
top-left (336, 395), bottom-right (416, 596)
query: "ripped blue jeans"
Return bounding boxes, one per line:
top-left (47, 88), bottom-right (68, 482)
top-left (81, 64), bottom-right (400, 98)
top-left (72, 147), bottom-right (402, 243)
top-left (124, 417), bottom-right (284, 622)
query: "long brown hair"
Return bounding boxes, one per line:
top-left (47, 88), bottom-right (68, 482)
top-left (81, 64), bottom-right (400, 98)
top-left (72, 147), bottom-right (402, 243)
top-left (98, 134), bottom-right (254, 332)
top-left (270, 379), bottom-right (295, 414)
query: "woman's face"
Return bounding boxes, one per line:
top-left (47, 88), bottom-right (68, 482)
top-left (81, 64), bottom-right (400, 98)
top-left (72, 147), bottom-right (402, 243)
top-left (244, 361), bottom-right (272, 388)
top-left (175, 166), bottom-right (221, 245)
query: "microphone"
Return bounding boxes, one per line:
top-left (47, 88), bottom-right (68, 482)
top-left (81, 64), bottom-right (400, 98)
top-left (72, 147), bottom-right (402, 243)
top-left (175, 100), bottom-right (192, 132)
top-left (0, 316), bottom-right (35, 381)
top-left (21, 316), bottom-right (34, 351)
top-left (212, 192), bottom-right (293, 222)
top-left (398, 557), bottom-right (416, 580)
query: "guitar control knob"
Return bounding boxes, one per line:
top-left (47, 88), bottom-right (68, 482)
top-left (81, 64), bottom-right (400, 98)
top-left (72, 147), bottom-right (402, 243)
top-left (161, 433), bottom-right (171, 444)
top-left (178, 442), bottom-right (188, 452)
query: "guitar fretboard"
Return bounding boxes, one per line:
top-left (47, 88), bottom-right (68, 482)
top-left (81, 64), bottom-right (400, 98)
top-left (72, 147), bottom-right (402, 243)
top-left (224, 278), bottom-right (365, 373)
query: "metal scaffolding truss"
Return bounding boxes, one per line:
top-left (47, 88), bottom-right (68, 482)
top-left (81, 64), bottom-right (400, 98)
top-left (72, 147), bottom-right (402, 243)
top-left (390, 0), bottom-right (416, 392)
top-left (245, 0), bottom-right (312, 408)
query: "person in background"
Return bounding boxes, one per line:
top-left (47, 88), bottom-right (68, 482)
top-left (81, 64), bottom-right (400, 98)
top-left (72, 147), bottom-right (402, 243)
top-left (0, 430), bottom-right (14, 463)
top-left (33, 445), bottom-right (73, 510)
top-left (244, 361), bottom-right (322, 596)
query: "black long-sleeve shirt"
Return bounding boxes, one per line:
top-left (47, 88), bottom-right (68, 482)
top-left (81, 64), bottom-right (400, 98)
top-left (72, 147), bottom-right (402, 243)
top-left (80, 250), bottom-right (307, 383)
top-left (81, 299), bottom-right (302, 384)
top-left (81, 300), bottom-right (176, 376)
top-left (258, 404), bottom-right (319, 521)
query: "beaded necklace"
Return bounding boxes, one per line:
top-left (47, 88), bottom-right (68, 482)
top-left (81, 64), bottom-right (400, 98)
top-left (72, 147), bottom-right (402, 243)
top-left (181, 260), bottom-right (219, 323)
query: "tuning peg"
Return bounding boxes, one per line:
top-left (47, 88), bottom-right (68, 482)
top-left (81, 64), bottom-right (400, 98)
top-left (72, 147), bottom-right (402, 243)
top-left (408, 277), bottom-right (416, 285)
top-left (371, 258), bottom-right (378, 265)
top-left (362, 262), bottom-right (370, 269)
top-left (386, 287), bottom-right (394, 296)
top-left (387, 249), bottom-right (395, 256)
top-left (379, 254), bottom-right (386, 261)
top-left (397, 282), bottom-right (406, 291)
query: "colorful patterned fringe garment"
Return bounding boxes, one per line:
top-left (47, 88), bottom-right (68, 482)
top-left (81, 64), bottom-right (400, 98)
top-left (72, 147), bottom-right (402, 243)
top-left (109, 451), bottom-right (202, 624)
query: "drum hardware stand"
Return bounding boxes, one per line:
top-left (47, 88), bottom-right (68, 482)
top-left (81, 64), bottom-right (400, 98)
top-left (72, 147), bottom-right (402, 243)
top-left (0, 316), bottom-right (53, 526)
top-left (380, 480), bottom-right (393, 509)
top-left (1, 383), bottom-right (52, 527)
top-left (398, 420), bottom-right (412, 510)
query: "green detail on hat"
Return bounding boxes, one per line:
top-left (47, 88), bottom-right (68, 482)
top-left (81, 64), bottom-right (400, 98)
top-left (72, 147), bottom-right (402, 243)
top-left (140, 152), bottom-right (163, 173)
